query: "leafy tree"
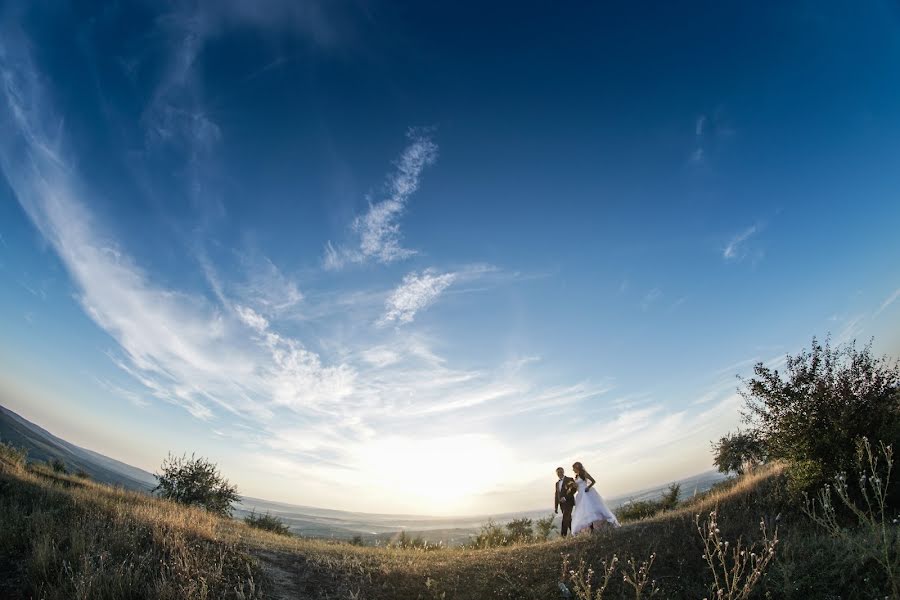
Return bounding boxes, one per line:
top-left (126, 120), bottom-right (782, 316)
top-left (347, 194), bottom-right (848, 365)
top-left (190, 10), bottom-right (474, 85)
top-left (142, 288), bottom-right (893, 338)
top-left (660, 483), bottom-right (681, 510)
top-left (244, 510), bottom-right (291, 536)
top-left (50, 458), bottom-right (67, 474)
top-left (74, 469), bottom-right (91, 479)
top-left (471, 519), bottom-right (507, 548)
top-left (505, 517), bottom-right (534, 543)
top-left (741, 337), bottom-right (900, 491)
top-left (153, 453), bottom-right (240, 516)
top-left (535, 514), bottom-right (556, 541)
top-left (712, 430), bottom-right (767, 475)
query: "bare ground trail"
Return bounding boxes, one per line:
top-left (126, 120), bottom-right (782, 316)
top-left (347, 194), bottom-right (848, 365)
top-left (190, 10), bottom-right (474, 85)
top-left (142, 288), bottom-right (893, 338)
top-left (253, 549), bottom-right (313, 600)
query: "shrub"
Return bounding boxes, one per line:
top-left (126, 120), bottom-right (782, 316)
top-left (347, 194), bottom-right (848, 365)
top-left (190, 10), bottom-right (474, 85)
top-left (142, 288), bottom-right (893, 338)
top-left (741, 337), bottom-right (900, 492)
top-left (0, 442), bottom-right (27, 468)
top-left (618, 484), bottom-right (681, 522)
top-left (244, 510), bottom-right (291, 536)
top-left (153, 453), bottom-right (240, 516)
top-left (535, 514), bottom-right (556, 541)
top-left (713, 430), bottom-right (766, 476)
top-left (74, 469), bottom-right (90, 479)
top-left (50, 458), bottom-right (67, 474)
top-left (506, 517), bottom-right (534, 543)
top-left (471, 519), bottom-right (507, 548)
top-left (390, 531), bottom-right (434, 549)
top-left (804, 438), bottom-right (900, 598)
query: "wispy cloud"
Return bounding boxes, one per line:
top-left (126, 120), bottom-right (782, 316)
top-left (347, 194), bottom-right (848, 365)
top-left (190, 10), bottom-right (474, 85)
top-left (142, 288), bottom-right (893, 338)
top-left (723, 225), bottom-right (759, 261)
top-left (0, 38), bottom-right (353, 422)
top-left (641, 288), bottom-right (662, 311)
top-left (875, 288), bottom-right (900, 317)
top-left (324, 129), bottom-right (438, 269)
top-left (379, 269), bottom-right (457, 326)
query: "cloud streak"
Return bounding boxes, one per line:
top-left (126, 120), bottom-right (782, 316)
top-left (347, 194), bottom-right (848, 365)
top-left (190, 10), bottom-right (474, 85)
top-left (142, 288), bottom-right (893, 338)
top-left (723, 225), bottom-right (759, 261)
top-left (325, 129), bottom-right (438, 269)
top-left (379, 269), bottom-right (457, 326)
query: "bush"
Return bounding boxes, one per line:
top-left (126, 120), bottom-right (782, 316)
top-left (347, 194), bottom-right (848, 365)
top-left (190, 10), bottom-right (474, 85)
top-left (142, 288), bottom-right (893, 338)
top-left (74, 469), bottom-right (90, 479)
top-left (0, 442), bottom-right (27, 468)
top-left (50, 458), bottom-right (67, 474)
top-left (390, 531), bottom-right (434, 549)
top-left (505, 517), bottom-right (534, 543)
top-left (153, 453), bottom-right (240, 516)
top-left (741, 337), bottom-right (900, 492)
top-left (618, 484), bottom-right (681, 522)
top-left (713, 430), bottom-right (766, 475)
top-left (244, 510), bottom-right (291, 536)
top-left (470, 519), bottom-right (508, 548)
top-left (804, 438), bottom-right (900, 597)
top-left (535, 514), bottom-right (555, 541)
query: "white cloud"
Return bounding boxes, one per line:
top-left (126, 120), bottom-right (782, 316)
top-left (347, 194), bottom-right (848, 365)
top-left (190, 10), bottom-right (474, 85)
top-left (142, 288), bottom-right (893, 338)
top-left (875, 288), bottom-right (900, 317)
top-left (324, 130), bottom-right (437, 268)
top-left (723, 225), bottom-right (758, 260)
top-left (379, 269), bottom-right (456, 326)
top-left (0, 41), bottom-right (353, 422)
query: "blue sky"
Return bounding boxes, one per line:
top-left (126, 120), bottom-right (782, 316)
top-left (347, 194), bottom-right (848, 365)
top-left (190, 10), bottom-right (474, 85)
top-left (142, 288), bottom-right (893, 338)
top-left (1, 0), bottom-right (899, 515)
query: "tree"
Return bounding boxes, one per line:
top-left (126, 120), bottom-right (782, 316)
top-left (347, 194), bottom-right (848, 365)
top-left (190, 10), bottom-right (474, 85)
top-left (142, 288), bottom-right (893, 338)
top-left (660, 483), bottom-right (681, 510)
top-left (154, 453), bottom-right (240, 516)
top-left (50, 458), bottom-right (67, 474)
top-left (741, 337), bottom-right (900, 491)
top-left (712, 430), bottom-right (766, 475)
top-left (535, 514), bottom-right (556, 541)
top-left (505, 517), bottom-right (534, 543)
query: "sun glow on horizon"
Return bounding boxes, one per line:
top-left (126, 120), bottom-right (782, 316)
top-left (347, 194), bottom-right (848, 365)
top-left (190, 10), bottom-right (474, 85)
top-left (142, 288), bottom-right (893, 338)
top-left (356, 434), bottom-right (517, 514)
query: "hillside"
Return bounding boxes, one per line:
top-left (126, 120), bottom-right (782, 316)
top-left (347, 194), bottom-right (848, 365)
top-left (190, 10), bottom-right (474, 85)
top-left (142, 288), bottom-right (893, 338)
top-left (0, 404), bottom-right (156, 491)
top-left (6, 441), bottom-right (875, 600)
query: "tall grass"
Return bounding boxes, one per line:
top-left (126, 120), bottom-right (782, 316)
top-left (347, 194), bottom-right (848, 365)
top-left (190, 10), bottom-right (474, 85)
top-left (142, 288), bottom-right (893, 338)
top-left (0, 449), bottom-right (262, 599)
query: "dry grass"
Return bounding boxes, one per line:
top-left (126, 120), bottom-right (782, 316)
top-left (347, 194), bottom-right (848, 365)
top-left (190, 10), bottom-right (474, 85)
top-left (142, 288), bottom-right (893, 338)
top-left (2, 453), bottom-right (888, 599)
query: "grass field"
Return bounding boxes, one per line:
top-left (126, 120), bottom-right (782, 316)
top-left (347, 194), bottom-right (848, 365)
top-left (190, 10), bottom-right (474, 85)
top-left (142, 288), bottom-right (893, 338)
top-left (1, 443), bottom-right (895, 599)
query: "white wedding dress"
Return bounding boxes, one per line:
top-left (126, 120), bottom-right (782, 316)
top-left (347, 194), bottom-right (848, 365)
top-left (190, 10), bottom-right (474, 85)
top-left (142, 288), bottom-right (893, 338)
top-left (571, 477), bottom-right (620, 534)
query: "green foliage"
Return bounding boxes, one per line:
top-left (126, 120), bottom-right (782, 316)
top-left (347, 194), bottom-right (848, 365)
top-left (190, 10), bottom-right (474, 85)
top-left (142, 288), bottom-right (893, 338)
top-left (804, 438), bottom-right (900, 598)
top-left (49, 458), bottom-right (67, 474)
top-left (534, 514), bottom-right (555, 541)
top-left (153, 453), bottom-right (240, 516)
top-left (74, 469), bottom-right (90, 479)
top-left (505, 517), bottom-right (534, 543)
top-left (741, 337), bottom-right (900, 492)
top-left (470, 519), bottom-right (508, 548)
top-left (712, 430), bottom-right (766, 475)
top-left (350, 534), bottom-right (365, 546)
top-left (617, 484), bottom-right (681, 522)
top-left (244, 510), bottom-right (291, 536)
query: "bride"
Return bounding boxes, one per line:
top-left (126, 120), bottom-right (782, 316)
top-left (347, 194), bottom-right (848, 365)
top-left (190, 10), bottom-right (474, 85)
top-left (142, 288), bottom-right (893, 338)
top-left (571, 461), bottom-right (620, 534)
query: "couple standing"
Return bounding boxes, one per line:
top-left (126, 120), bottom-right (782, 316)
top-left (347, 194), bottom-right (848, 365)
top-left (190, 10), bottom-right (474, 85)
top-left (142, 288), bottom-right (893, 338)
top-left (554, 461), bottom-right (620, 536)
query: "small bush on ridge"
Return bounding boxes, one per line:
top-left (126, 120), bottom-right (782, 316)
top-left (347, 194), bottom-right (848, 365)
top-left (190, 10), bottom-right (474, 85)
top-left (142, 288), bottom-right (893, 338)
top-left (244, 510), bottom-right (292, 536)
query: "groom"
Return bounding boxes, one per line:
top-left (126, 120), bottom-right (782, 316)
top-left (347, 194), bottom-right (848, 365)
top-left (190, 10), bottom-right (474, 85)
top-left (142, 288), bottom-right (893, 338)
top-left (554, 466), bottom-right (576, 537)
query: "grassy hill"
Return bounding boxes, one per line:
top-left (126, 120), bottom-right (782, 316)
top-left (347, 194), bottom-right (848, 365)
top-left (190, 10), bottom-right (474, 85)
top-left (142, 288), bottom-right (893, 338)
top-left (0, 404), bottom-right (156, 491)
top-left (5, 438), bottom-right (892, 600)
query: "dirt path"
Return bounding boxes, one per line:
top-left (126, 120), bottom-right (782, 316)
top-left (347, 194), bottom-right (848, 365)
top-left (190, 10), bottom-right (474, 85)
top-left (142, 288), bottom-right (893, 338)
top-left (252, 549), bottom-right (312, 600)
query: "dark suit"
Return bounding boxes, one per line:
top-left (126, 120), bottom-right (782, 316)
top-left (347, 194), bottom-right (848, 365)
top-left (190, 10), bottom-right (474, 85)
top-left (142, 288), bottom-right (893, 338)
top-left (554, 476), bottom-right (576, 537)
